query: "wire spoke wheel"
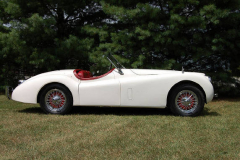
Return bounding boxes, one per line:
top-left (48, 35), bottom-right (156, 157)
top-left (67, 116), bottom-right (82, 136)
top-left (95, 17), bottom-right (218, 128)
top-left (40, 84), bottom-right (73, 114)
top-left (169, 85), bottom-right (204, 116)
top-left (175, 90), bottom-right (198, 114)
top-left (45, 89), bottom-right (67, 112)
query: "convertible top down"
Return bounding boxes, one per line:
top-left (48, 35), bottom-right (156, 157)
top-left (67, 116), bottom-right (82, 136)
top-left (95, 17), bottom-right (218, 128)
top-left (10, 55), bottom-right (214, 116)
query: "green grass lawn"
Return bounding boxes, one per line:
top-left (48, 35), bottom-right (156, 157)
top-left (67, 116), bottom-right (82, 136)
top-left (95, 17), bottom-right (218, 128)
top-left (0, 95), bottom-right (240, 159)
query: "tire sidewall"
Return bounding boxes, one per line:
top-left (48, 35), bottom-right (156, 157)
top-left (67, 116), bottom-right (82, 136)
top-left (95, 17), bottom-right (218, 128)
top-left (40, 84), bottom-right (73, 114)
top-left (169, 85), bottom-right (204, 117)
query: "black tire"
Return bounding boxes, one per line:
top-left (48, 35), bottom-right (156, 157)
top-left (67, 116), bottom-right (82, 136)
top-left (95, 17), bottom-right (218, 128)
top-left (168, 84), bottom-right (204, 117)
top-left (39, 84), bottom-right (73, 114)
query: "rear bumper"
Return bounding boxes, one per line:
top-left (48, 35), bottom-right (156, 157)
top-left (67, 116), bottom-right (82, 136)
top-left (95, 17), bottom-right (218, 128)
top-left (5, 86), bottom-right (13, 100)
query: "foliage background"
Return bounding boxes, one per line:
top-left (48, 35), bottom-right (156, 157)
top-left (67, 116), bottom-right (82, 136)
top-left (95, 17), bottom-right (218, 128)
top-left (0, 0), bottom-right (240, 96)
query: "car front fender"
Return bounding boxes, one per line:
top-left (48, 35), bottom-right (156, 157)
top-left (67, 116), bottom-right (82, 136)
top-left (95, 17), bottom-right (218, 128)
top-left (12, 75), bottom-right (80, 105)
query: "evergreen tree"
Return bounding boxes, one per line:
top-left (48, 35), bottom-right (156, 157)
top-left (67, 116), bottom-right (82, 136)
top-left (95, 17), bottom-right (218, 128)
top-left (0, 0), bottom-right (106, 87)
top-left (0, 0), bottom-right (240, 96)
top-left (85, 0), bottom-right (240, 96)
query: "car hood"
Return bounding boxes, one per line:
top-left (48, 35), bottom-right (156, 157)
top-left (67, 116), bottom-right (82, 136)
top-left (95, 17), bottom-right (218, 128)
top-left (130, 69), bottom-right (205, 76)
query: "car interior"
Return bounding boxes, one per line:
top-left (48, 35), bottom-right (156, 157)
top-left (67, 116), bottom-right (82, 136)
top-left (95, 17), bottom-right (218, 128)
top-left (73, 68), bottom-right (115, 80)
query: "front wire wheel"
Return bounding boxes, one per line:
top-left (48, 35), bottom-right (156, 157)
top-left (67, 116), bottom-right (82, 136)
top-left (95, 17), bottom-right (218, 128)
top-left (45, 89), bottom-right (67, 113)
top-left (175, 90), bottom-right (198, 114)
top-left (40, 84), bottom-right (73, 114)
top-left (169, 85), bottom-right (204, 116)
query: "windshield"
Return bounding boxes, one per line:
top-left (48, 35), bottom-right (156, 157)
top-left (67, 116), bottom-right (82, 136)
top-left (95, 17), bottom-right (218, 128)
top-left (107, 54), bottom-right (125, 75)
top-left (107, 54), bottom-right (125, 69)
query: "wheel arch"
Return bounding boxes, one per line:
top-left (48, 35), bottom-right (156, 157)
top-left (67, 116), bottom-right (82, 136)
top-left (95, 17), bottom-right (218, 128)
top-left (37, 82), bottom-right (73, 103)
top-left (167, 80), bottom-right (206, 106)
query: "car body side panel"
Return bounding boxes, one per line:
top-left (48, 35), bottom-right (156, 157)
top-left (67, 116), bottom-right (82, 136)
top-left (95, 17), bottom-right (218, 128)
top-left (114, 70), bottom-right (173, 108)
top-left (12, 72), bottom-right (80, 105)
top-left (11, 69), bottom-right (214, 109)
top-left (114, 69), bottom-right (214, 108)
top-left (79, 70), bottom-right (120, 106)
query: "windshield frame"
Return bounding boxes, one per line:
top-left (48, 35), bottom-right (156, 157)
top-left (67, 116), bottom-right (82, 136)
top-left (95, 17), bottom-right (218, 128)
top-left (107, 54), bottom-right (125, 75)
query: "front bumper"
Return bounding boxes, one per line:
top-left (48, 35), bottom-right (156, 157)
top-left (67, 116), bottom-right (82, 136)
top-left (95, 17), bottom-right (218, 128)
top-left (5, 86), bottom-right (13, 100)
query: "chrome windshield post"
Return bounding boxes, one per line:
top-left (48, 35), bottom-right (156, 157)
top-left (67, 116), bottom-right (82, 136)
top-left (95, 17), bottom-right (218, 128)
top-left (107, 56), bottom-right (124, 75)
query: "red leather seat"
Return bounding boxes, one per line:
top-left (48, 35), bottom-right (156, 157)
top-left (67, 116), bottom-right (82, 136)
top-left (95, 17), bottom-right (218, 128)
top-left (73, 68), bottom-right (115, 80)
top-left (77, 70), bottom-right (92, 78)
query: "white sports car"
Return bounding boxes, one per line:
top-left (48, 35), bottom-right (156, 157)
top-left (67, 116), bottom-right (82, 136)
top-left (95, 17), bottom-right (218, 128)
top-left (9, 55), bottom-right (214, 116)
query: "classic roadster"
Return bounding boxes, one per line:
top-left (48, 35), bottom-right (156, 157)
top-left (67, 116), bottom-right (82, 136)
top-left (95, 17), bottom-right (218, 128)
top-left (9, 55), bottom-right (214, 116)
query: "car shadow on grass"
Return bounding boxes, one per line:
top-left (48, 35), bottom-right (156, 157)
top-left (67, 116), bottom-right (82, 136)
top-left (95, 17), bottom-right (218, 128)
top-left (201, 108), bottom-right (220, 117)
top-left (18, 106), bottom-right (173, 116)
top-left (71, 106), bottom-right (173, 116)
top-left (19, 106), bottom-right (220, 116)
top-left (18, 107), bottom-right (44, 114)
top-left (213, 97), bottom-right (240, 102)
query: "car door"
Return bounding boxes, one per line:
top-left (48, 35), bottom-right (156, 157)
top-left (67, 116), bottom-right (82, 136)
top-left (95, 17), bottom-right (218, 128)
top-left (114, 69), bottom-right (164, 107)
top-left (79, 70), bottom-right (120, 106)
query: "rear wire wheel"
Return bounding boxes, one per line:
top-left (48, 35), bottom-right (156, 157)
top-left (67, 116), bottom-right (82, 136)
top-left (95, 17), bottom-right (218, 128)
top-left (169, 85), bottom-right (204, 116)
top-left (40, 84), bottom-right (73, 114)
